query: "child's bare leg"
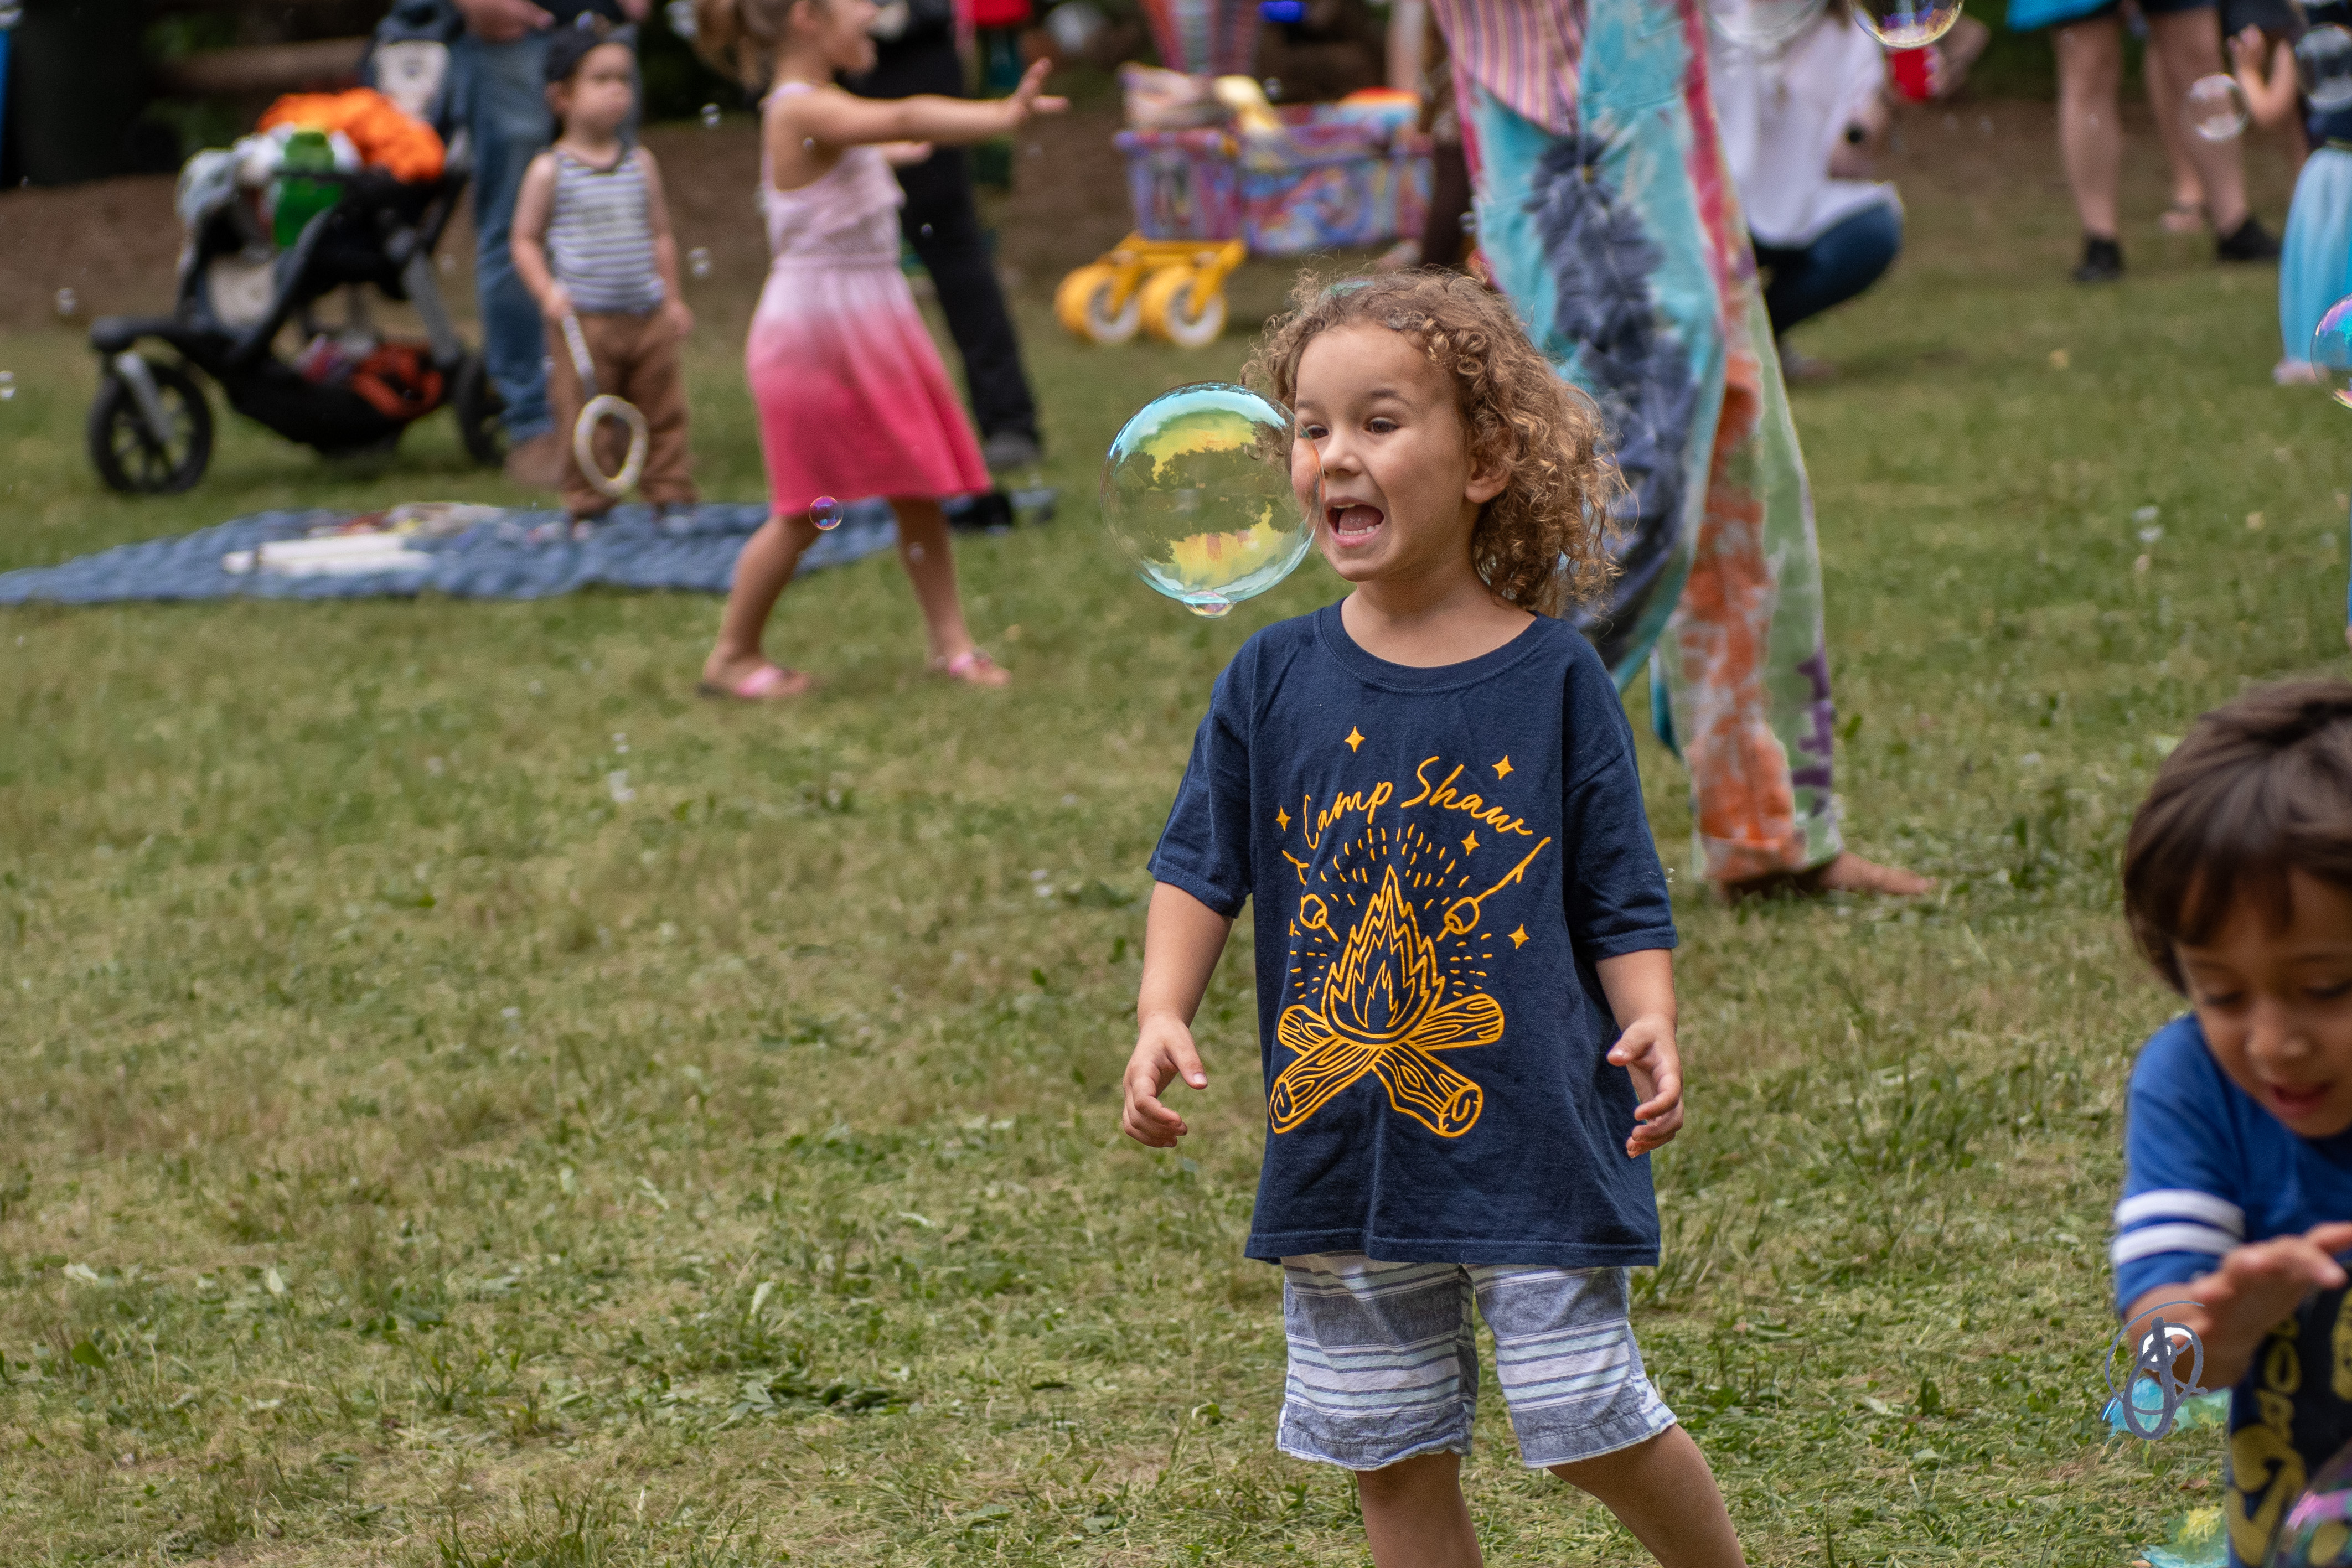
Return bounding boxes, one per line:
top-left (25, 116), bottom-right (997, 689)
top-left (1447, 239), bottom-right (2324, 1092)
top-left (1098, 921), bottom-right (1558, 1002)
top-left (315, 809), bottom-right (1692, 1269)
top-left (1547, 1426), bottom-right (1745, 1568)
top-left (891, 498), bottom-right (1008, 684)
top-left (704, 512), bottom-right (819, 689)
top-left (1355, 1452), bottom-right (1482, 1568)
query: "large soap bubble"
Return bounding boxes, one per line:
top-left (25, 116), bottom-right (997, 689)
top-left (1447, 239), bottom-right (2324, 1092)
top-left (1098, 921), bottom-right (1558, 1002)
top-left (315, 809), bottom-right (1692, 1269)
top-left (2186, 73), bottom-right (2250, 140)
top-left (2267, 1439), bottom-right (2352, 1566)
top-left (1854, 0), bottom-right (1962, 48)
top-left (1100, 383), bottom-right (1318, 619)
top-left (2302, 24), bottom-right (2352, 112)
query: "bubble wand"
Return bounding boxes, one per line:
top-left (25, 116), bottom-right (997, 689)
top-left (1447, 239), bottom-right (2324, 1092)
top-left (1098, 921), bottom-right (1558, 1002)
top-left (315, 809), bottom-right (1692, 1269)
top-left (560, 312), bottom-right (649, 500)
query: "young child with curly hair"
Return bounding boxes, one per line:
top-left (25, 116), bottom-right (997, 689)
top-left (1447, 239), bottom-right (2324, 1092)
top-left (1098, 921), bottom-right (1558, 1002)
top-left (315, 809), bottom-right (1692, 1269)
top-left (1119, 272), bottom-right (1749, 1568)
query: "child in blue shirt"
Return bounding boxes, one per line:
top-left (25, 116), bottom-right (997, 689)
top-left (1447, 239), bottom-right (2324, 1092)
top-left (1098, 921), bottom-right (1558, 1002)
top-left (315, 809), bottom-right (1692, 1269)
top-left (2115, 681), bottom-right (2352, 1565)
top-left (1120, 271), bottom-right (1746, 1567)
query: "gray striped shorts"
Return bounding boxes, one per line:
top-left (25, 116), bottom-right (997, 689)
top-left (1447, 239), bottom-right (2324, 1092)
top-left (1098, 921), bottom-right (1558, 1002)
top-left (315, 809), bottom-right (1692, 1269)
top-left (1275, 1254), bottom-right (1676, 1472)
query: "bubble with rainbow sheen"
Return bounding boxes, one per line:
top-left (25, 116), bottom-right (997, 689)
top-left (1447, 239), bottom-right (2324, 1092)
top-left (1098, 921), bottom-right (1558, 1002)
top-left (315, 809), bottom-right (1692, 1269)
top-left (2267, 1439), bottom-right (2352, 1566)
top-left (1100, 383), bottom-right (1319, 619)
top-left (811, 496), bottom-right (844, 531)
top-left (2313, 296), bottom-right (2352, 408)
top-left (1854, 0), bottom-right (1961, 49)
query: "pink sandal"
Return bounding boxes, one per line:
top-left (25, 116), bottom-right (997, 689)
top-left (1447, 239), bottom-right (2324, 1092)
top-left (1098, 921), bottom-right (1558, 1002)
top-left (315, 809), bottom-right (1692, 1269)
top-left (933, 648), bottom-right (1009, 687)
top-left (697, 664), bottom-right (813, 702)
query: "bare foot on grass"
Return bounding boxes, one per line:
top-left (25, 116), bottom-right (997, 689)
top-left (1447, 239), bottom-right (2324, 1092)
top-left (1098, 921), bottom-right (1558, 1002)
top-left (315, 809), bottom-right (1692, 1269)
top-left (1722, 851), bottom-right (1934, 903)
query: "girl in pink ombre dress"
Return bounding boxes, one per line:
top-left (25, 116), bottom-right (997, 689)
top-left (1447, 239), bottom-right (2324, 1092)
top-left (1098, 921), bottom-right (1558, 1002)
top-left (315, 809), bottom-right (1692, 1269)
top-left (690, 0), bottom-right (1064, 699)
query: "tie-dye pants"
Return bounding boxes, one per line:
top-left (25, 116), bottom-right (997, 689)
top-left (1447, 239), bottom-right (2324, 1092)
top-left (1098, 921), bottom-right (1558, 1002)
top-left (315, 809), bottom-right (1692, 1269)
top-left (1455, 0), bottom-right (1843, 882)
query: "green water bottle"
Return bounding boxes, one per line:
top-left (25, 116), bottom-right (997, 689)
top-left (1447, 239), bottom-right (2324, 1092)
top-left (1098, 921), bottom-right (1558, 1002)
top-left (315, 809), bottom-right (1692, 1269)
top-left (272, 129), bottom-right (343, 249)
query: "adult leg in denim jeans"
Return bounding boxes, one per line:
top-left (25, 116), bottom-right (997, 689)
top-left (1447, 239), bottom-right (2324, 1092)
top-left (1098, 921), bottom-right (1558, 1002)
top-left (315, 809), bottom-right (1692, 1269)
top-left (1753, 202), bottom-right (1902, 339)
top-left (458, 30), bottom-right (555, 442)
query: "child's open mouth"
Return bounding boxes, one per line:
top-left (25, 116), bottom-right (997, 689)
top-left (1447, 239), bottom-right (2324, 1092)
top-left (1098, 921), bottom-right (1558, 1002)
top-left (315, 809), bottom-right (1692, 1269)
top-left (1326, 503), bottom-right (1386, 547)
top-left (2267, 1080), bottom-right (2334, 1119)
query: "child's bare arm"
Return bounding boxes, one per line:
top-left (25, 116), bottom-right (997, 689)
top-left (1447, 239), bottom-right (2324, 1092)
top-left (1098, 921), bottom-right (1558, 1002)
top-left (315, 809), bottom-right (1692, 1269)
top-left (2234, 28), bottom-right (2301, 126)
top-left (509, 154), bottom-right (566, 318)
top-left (786, 60), bottom-right (1066, 150)
top-left (1596, 948), bottom-right (1682, 1156)
top-left (1120, 883), bottom-right (1236, 1147)
top-left (2123, 1222), bottom-right (2352, 1390)
top-left (635, 148), bottom-right (694, 337)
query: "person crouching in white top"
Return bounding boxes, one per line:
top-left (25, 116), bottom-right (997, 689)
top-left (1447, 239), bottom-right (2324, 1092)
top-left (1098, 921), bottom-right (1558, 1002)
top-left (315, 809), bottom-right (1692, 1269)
top-left (1710, 0), bottom-right (1903, 381)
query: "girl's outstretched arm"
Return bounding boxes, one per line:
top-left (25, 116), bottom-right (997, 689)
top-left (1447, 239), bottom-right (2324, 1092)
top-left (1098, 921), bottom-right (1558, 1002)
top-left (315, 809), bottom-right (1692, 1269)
top-left (1119, 883), bottom-right (1234, 1147)
top-left (781, 58), bottom-right (1066, 149)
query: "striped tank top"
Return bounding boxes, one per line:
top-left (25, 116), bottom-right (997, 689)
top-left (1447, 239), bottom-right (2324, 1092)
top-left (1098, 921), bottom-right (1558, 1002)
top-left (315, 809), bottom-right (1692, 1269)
top-left (546, 147), bottom-right (665, 315)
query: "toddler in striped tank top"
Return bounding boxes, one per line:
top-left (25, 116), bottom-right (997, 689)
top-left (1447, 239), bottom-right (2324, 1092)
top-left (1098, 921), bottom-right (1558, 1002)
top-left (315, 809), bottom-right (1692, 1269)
top-left (511, 27), bottom-right (700, 522)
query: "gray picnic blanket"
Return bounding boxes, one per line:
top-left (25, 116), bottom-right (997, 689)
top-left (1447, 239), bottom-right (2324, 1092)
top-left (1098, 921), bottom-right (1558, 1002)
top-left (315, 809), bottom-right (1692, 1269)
top-left (0, 500), bottom-right (900, 606)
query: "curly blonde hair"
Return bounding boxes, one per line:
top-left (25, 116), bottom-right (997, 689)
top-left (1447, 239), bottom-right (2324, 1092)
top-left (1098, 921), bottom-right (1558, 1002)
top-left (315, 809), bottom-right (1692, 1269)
top-left (1243, 270), bottom-right (1620, 617)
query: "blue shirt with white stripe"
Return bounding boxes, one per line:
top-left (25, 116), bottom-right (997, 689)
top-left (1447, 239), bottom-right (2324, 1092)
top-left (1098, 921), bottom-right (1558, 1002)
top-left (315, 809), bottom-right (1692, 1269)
top-left (2115, 1013), bottom-right (2352, 1312)
top-left (2117, 1012), bottom-right (2352, 1566)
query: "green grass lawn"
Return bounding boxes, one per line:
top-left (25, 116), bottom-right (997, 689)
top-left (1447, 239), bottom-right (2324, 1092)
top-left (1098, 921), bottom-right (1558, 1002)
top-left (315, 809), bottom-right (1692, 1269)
top-left (2, 118), bottom-right (2348, 1565)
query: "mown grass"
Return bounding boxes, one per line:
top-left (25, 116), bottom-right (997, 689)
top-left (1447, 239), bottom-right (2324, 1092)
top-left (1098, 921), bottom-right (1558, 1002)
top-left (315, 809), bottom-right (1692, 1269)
top-left (0, 114), bottom-right (2344, 1565)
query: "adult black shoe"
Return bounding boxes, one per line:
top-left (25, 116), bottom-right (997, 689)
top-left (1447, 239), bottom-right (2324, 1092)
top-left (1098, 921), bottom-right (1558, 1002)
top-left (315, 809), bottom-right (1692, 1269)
top-left (2072, 235), bottom-right (2123, 283)
top-left (2217, 216), bottom-right (2282, 262)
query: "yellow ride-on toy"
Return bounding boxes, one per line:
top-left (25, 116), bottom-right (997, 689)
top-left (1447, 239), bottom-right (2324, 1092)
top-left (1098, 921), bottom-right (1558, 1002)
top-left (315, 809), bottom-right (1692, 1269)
top-left (1054, 235), bottom-right (1247, 349)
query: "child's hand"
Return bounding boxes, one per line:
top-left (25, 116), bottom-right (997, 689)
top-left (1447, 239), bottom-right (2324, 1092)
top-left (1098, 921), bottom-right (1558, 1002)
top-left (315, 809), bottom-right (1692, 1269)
top-left (539, 283), bottom-right (574, 324)
top-left (1121, 1012), bottom-right (1208, 1147)
top-left (2230, 22), bottom-right (2267, 71)
top-left (1005, 59), bottom-right (1071, 126)
top-left (662, 297), bottom-right (694, 340)
top-left (2192, 1223), bottom-right (2352, 1352)
top-left (1608, 1016), bottom-right (1684, 1156)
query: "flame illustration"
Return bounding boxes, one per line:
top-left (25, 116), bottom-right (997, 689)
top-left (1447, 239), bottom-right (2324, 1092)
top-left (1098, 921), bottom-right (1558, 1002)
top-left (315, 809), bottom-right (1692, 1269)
top-left (1270, 864), bottom-right (1504, 1138)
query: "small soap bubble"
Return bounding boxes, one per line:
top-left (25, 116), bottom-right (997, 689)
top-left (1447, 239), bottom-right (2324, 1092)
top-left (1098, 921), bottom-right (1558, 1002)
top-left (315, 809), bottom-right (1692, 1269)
top-left (54, 287), bottom-right (76, 317)
top-left (802, 137), bottom-right (816, 151)
top-left (701, 102), bottom-right (722, 129)
top-left (0, 371), bottom-right (14, 402)
top-left (919, 223), bottom-right (934, 239)
top-left (1262, 77), bottom-right (1282, 100)
top-left (2303, 25), bottom-right (2352, 111)
top-left (1710, 0), bottom-right (1828, 48)
top-left (1853, 0), bottom-right (1960, 47)
top-left (687, 246), bottom-right (712, 279)
top-left (811, 495), bottom-right (844, 531)
top-left (2186, 73), bottom-right (2249, 140)
top-left (2267, 1439), bottom-right (2352, 1566)
top-left (2312, 294), bottom-right (2352, 407)
top-left (1100, 382), bottom-right (1319, 619)
top-left (907, 543), bottom-right (926, 563)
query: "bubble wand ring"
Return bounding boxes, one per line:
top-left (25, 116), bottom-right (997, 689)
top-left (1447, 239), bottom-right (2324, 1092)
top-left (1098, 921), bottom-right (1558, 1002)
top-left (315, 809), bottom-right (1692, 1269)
top-left (561, 312), bottom-right (649, 500)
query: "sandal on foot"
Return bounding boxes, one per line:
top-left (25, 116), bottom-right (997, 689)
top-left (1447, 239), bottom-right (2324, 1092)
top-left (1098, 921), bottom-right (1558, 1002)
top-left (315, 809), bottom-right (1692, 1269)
top-left (697, 664), bottom-right (813, 702)
top-left (2160, 202), bottom-right (2205, 235)
top-left (933, 648), bottom-right (1009, 686)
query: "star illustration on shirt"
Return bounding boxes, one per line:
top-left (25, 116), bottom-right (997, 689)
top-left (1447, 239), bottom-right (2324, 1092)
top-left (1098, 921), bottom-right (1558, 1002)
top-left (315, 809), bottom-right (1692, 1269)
top-left (1276, 806), bottom-right (1291, 831)
top-left (1492, 756), bottom-right (1513, 780)
top-left (1508, 924), bottom-right (1529, 948)
top-left (1461, 831), bottom-right (1480, 854)
top-left (1344, 727), bottom-right (1366, 752)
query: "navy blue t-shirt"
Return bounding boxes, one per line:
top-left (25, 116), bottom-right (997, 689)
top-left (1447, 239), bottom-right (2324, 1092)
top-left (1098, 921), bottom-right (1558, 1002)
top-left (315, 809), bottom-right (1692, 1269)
top-left (1149, 604), bottom-right (1678, 1268)
top-left (2116, 1015), bottom-right (2352, 1565)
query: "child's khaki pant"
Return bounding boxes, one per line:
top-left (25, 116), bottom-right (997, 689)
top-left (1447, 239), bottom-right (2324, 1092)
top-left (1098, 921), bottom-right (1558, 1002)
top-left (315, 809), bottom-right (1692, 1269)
top-left (545, 309), bottom-right (698, 519)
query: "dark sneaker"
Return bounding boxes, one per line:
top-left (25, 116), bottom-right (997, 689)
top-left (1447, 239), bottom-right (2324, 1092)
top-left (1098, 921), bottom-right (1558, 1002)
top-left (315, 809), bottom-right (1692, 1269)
top-left (2073, 235), bottom-right (2123, 283)
top-left (2217, 216), bottom-right (2282, 262)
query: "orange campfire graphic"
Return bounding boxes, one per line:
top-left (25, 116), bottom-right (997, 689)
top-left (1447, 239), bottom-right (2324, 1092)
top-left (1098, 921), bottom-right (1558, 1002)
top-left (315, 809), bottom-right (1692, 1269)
top-left (1271, 862), bottom-right (1507, 1139)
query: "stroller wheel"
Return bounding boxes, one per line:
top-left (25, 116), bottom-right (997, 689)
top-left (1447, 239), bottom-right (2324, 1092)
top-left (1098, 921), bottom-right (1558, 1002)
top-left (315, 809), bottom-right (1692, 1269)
top-left (87, 356), bottom-right (213, 496)
top-left (451, 353), bottom-right (506, 468)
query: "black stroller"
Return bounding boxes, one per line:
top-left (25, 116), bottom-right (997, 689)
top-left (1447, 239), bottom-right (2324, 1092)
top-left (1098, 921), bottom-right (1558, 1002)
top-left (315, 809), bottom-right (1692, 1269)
top-left (85, 0), bottom-right (503, 494)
